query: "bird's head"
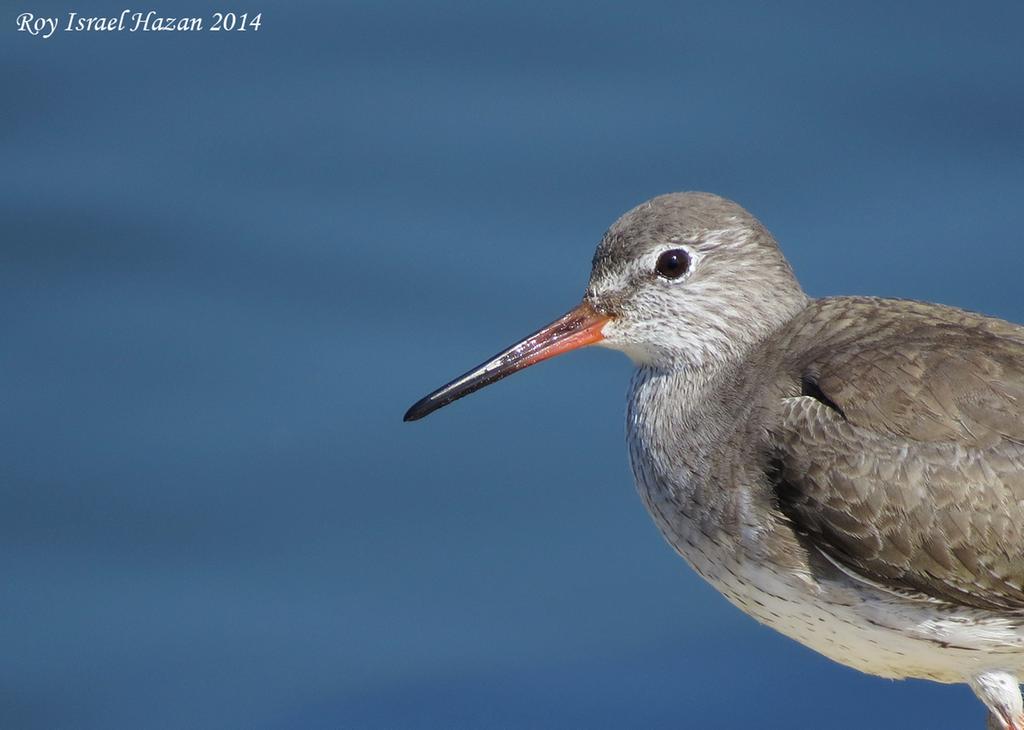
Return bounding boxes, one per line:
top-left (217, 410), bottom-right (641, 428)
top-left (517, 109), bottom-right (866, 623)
top-left (585, 192), bottom-right (807, 369)
top-left (404, 192), bottom-right (806, 421)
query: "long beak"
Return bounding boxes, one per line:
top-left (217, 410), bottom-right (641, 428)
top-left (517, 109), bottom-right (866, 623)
top-left (404, 301), bottom-right (610, 422)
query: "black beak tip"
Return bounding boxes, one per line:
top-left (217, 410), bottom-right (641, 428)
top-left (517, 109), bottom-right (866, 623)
top-left (403, 397), bottom-right (432, 422)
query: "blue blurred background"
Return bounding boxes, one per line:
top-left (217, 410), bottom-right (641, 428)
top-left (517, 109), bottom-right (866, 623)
top-left (4, 1), bottom-right (1023, 727)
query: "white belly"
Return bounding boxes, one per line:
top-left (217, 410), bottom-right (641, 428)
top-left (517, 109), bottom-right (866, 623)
top-left (640, 477), bottom-right (1024, 684)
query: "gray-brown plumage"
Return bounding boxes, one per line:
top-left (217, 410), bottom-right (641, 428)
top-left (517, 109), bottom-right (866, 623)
top-left (773, 298), bottom-right (1024, 612)
top-left (406, 191), bottom-right (1024, 729)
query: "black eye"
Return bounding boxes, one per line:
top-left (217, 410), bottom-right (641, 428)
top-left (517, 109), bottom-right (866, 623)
top-left (655, 249), bottom-right (690, 279)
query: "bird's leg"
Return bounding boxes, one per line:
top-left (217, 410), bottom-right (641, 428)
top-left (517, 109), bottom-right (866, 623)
top-left (971, 672), bottom-right (1024, 730)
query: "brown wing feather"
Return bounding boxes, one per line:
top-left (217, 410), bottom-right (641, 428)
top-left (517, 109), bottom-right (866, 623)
top-left (770, 297), bottom-right (1024, 611)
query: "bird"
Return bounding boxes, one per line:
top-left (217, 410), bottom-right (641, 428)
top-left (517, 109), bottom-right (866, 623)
top-left (404, 192), bottom-right (1024, 729)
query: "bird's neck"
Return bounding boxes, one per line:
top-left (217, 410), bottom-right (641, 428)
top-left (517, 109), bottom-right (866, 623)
top-left (625, 295), bottom-right (805, 541)
top-left (627, 291), bottom-right (809, 478)
top-left (628, 361), bottom-right (738, 466)
top-left (626, 356), bottom-right (778, 558)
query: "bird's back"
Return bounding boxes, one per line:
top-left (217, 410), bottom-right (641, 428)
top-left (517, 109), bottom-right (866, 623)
top-left (764, 296), bottom-right (1024, 612)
